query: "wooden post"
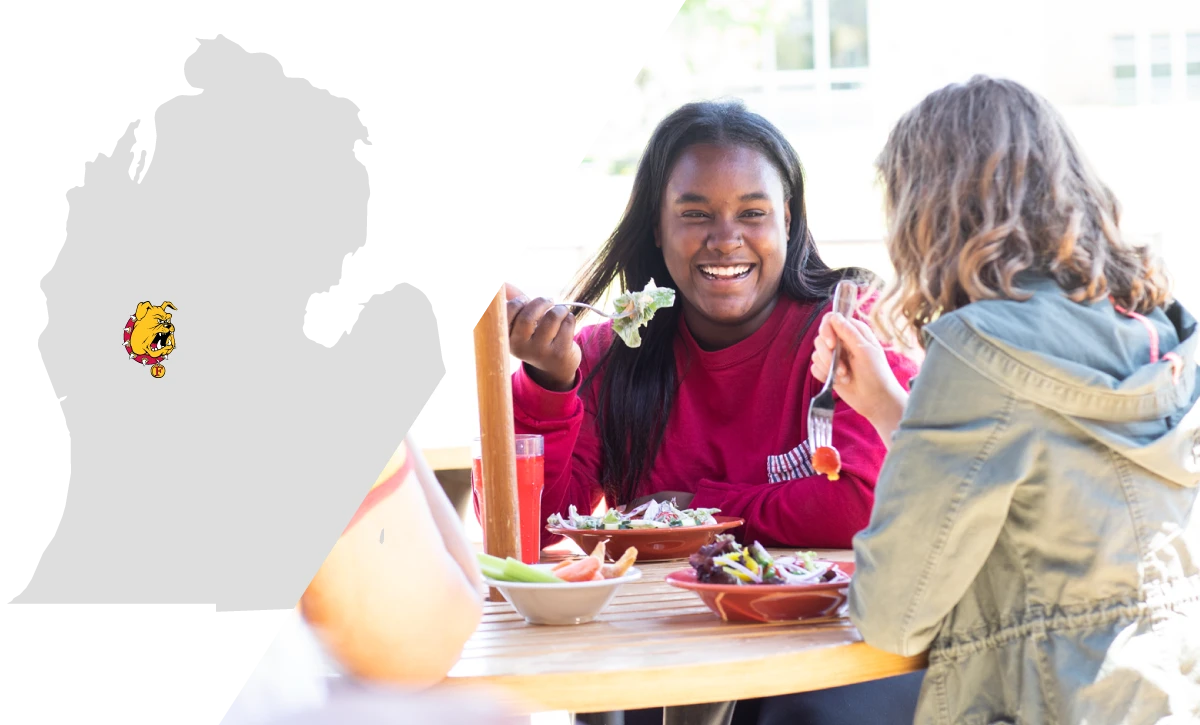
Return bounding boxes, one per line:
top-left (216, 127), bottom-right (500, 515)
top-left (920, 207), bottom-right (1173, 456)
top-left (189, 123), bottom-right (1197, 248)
top-left (473, 286), bottom-right (522, 602)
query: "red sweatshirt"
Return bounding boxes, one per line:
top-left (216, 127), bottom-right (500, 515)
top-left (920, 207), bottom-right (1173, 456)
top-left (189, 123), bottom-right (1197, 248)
top-left (507, 295), bottom-right (920, 550)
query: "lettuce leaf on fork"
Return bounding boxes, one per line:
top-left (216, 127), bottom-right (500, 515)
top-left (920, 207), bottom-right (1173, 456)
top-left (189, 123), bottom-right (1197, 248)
top-left (611, 279), bottom-right (676, 348)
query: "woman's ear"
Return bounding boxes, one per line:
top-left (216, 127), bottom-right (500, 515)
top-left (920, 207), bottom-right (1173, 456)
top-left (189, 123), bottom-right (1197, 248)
top-left (785, 201), bottom-right (792, 233)
top-left (654, 224), bottom-right (662, 249)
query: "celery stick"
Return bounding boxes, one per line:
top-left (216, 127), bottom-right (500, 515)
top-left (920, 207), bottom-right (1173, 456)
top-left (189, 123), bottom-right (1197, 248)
top-left (502, 557), bottom-right (564, 583)
top-left (476, 553), bottom-right (509, 581)
top-left (479, 561), bottom-right (506, 581)
top-left (477, 553), bottom-right (506, 569)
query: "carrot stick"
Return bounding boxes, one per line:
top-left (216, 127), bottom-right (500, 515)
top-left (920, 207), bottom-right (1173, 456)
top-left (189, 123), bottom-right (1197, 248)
top-left (588, 539), bottom-right (608, 563)
top-left (555, 556), bottom-right (601, 582)
top-left (601, 547), bottom-right (638, 579)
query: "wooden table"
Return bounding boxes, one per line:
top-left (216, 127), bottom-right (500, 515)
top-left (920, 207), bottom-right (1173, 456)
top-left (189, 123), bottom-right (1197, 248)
top-left (439, 549), bottom-right (927, 715)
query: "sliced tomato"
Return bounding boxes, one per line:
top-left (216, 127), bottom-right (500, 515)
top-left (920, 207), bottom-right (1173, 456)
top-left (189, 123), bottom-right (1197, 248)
top-left (812, 446), bottom-right (842, 481)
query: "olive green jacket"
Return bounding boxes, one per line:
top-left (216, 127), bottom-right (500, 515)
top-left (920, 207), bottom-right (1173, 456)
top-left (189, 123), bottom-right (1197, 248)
top-left (850, 277), bottom-right (1200, 724)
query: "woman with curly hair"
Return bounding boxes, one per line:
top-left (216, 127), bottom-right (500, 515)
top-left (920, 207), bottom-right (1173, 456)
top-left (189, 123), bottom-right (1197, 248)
top-left (812, 75), bottom-right (1200, 724)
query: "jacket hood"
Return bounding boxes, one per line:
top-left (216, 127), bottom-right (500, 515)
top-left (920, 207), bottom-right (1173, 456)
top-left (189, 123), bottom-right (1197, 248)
top-left (924, 276), bottom-right (1200, 488)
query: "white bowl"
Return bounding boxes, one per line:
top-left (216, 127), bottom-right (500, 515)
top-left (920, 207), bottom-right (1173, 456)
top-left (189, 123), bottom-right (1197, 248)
top-left (484, 566), bottom-right (643, 625)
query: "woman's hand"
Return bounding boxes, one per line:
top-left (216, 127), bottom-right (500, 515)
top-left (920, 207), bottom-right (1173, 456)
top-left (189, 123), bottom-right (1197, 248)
top-left (505, 283), bottom-right (582, 392)
top-left (623, 490), bottom-right (694, 511)
top-left (810, 313), bottom-right (908, 446)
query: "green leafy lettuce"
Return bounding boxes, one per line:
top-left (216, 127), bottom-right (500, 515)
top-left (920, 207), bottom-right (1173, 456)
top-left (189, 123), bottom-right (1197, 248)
top-left (611, 279), bottom-right (676, 348)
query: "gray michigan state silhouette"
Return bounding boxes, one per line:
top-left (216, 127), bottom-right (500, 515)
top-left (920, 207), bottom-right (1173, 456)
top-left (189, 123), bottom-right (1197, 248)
top-left (14, 35), bottom-right (444, 610)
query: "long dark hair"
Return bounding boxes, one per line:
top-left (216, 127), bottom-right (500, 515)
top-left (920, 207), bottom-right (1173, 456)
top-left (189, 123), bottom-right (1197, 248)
top-left (568, 99), bottom-right (871, 505)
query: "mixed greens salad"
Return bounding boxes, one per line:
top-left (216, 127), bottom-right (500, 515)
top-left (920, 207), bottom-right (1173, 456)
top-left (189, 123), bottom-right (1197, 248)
top-left (547, 499), bottom-right (721, 531)
top-left (689, 535), bottom-right (848, 586)
top-left (611, 279), bottom-right (676, 348)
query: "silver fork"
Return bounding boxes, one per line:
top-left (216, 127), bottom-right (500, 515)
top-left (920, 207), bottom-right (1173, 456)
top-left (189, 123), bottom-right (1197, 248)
top-left (558, 301), bottom-right (633, 319)
top-left (807, 280), bottom-right (859, 455)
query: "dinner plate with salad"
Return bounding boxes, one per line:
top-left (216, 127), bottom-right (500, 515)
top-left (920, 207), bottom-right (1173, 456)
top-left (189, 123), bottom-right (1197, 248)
top-left (545, 499), bottom-right (744, 561)
top-left (665, 535), bottom-right (854, 623)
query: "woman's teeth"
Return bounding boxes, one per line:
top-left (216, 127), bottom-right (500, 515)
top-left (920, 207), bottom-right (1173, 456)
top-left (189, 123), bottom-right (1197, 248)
top-left (699, 264), bottom-right (752, 280)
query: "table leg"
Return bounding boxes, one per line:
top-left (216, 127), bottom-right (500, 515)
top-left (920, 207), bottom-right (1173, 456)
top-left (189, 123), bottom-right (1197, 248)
top-left (663, 701), bottom-right (736, 725)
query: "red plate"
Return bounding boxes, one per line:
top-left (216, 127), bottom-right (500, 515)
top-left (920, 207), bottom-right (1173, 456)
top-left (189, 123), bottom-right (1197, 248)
top-left (665, 561), bottom-right (856, 623)
top-left (546, 516), bottom-right (744, 562)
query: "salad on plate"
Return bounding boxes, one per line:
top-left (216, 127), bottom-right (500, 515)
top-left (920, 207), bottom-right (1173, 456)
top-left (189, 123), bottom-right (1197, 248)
top-left (688, 535), bottom-right (849, 586)
top-left (547, 499), bottom-right (721, 531)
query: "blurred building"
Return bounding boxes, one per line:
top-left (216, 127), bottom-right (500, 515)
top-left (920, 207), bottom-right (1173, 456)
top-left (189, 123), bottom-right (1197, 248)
top-left (411, 0), bottom-right (1200, 454)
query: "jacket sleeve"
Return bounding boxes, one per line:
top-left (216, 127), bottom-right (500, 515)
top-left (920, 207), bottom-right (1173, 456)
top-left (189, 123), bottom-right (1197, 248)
top-left (471, 325), bottom-right (608, 549)
top-left (690, 349), bottom-right (921, 548)
top-left (848, 338), bottom-right (1029, 657)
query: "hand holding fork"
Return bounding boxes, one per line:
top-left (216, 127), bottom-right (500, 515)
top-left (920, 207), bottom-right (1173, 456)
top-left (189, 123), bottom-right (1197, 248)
top-left (809, 283), bottom-right (910, 452)
top-left (806, 281), bottom-right (859, 460)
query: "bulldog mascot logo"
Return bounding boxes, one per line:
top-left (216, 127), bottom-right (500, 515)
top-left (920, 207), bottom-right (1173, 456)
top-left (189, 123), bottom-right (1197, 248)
top-left (124, 301), bottom-right (177, 377)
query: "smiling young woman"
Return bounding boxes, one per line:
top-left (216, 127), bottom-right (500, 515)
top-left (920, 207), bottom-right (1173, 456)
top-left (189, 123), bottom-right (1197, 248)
top-left (496, 100), bottom-right (919, 549)
top-left (659, 143), bottom-right (789, 349)
top-left (491, 100), bottom-right (924, 725)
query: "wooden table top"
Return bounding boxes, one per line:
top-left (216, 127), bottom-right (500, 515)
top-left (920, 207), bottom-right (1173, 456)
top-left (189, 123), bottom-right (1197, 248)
top-left (438, 549), bottom-right (927, 714)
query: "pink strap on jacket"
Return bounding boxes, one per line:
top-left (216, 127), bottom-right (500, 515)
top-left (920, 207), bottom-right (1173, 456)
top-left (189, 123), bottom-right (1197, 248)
top-left (1111, 297), bottom-right (1183, 384)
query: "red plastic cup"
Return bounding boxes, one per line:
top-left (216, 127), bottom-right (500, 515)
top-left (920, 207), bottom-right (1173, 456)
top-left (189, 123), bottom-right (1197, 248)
top-left (472, 434), bottom-right (545, 565)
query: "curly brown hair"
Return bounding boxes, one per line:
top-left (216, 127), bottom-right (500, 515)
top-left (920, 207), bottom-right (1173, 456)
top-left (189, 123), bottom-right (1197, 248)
top-left (873, 75), bottom-right (1170, 343)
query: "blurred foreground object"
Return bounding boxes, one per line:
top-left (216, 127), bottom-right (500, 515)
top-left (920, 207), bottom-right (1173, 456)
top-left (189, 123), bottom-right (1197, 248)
top-left (299, 437), bottom-right (485, 686)
top-left (224, 589), bottom-right (516, 725)
top-left (224, 438), bottom-right (494, 724)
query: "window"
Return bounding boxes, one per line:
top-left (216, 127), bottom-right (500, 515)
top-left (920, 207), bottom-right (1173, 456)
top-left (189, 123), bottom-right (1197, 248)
top-left (775, 0), bottom-right (815, 71)
top-left (1189, 33), bottom-right (1200, 101)
top-left (770, 0), bottom-right (870, 92)
top-left (1151, 33), bottom-right (1172, 103)
top-left (829, 0), bottom-right (869, 69)
top-left (1113, 35), bottom-right (1137, 105)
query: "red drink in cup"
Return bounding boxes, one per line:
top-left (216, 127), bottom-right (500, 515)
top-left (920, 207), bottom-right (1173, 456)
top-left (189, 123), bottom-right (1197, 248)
top-left (471, 434), bottom-right (545, 565)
